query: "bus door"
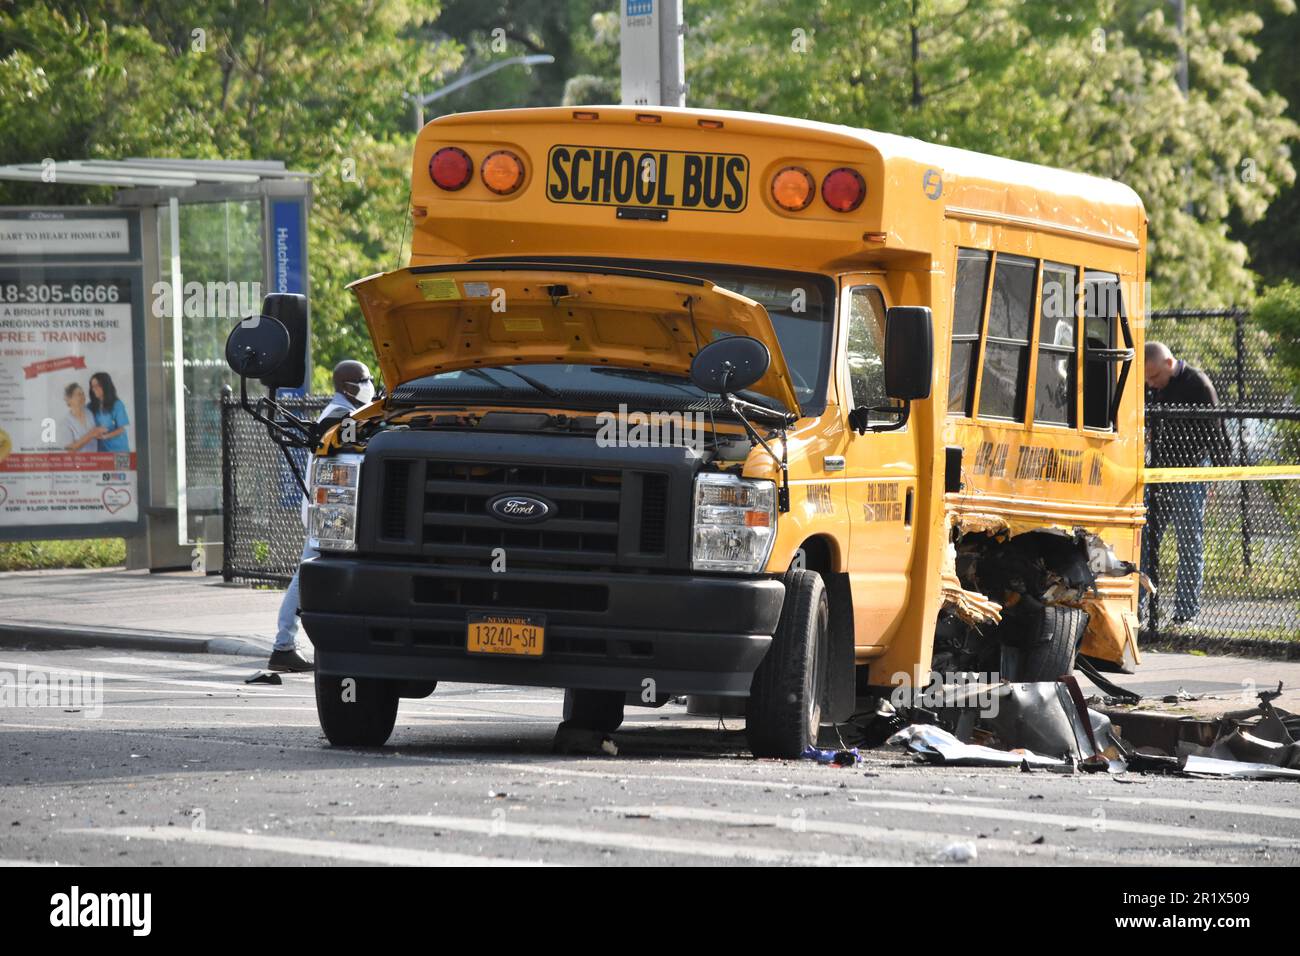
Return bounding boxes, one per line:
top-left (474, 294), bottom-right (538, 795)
top-left (837, 278), bottom-right (919, 652)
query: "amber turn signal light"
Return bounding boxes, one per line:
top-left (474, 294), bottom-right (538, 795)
top-left (481, 150), bottom-right (526, 195)
top-left (771, 166), bottom-right (815, 211)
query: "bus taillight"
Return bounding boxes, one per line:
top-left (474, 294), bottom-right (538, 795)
top-left (771, 166), bottom-right (815, 211)
top-left (481, 150), bottom-right (525, 194)
top-left (429, 147), bottom-right (473, 191)
top-left (821, 167), bottom-right (866, 212)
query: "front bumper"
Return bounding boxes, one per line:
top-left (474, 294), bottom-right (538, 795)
top-left (299, 558), bottom-right (784, 696)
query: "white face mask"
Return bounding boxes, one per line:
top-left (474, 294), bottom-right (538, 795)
top-left (350, 380), bottom-right (375, 405)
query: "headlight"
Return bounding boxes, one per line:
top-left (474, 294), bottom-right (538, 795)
top-left (308, 453), bottom-right (363, 551)
top-left (691, 472), bottom-right (777, 573)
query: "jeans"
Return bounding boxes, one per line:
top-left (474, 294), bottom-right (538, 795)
top-left (1142, 482), bottom-right (1208, 620)
top-left (274, 540), bottom-right (319, 651)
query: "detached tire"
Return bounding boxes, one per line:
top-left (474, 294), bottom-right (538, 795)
top-left (1001, 605), bottom-right (1089, 682)
top-left (746, 570), bottom-right (829, 759)
top-left (562, 688), bottom-right (625, 733)
top-left (315, 673), bottom-right (400, 747)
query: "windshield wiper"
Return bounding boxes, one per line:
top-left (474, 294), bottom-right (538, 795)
top-left (460, 366), bottom-right (559, 398)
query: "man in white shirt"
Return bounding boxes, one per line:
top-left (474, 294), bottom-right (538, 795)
top-left (269, 360), bottom-right (375, 672)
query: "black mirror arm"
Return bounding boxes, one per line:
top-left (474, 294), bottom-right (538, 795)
top-left (848, 402), bottom-right (911, 435)
top-left (721, 392), bottom-right (791, 513)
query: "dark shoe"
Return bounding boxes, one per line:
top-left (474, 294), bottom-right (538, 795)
top-left (268, 648), bottom-right (314, 672)
top-left (1171, 612), bottom-right (1197, 625)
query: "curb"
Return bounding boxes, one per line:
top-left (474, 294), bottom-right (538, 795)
top-left (0, 621), bottom-right (272, 658)
top-left (1140, 630), bottom-right (1300, 662)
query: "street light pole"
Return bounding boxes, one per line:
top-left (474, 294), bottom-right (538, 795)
top-left (405, 54), bottom-right (556, 133)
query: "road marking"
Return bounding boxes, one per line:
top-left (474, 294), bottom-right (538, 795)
top-left (65, 826), bottom-right (548, 866)
top-left (592, 806), bottom-right (1213, 866)
top-left (0, 658), bottom-right (246, 691)
top-left (343, 814), bottom-right (893, 866)
top-left (498, 762), bottom-right (1013, 805)
top-left (0, 858), bottom-right (72, 867)
top-left (1100, 795), bottom-right (1300, 823)
top-left (87, 656), bottom-right (263, 673)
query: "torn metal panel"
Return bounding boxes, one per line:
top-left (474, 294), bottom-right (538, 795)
top-left (1180, 755), bottom-right (1300, 781)
top-left (887, 723), bottom-right (1070, 768)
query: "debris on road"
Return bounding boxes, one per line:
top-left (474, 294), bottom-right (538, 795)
top-left (934, 841), bottom-right (979, 863)
top-left (1180, 755), bottom-right (1300, 780)
top-left (800, 745), bottom-right (861, 766)
top-left (888, 724), bottom-right (1070, 768)
top-left (1102, 681), bottom-right (1300, 775)
top-left (873, 677), bottom-right (1300, 781)
top-left (553, 722), bottom-right (618, 756)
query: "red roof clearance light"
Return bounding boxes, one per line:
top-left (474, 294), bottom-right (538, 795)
top-left (821, 167), bottom-right (866, 212)
top-left (429, 147), bottom-right (473, 191)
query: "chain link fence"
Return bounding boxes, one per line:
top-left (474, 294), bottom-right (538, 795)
top-left (221, 395), bottom-right (327, 585)
top-left (1144, 309), bottom-right (1300, 658)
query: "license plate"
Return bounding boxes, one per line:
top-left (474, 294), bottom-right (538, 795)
top-left (467, 613), bottom-right (545, 657)
top-left (545, 144), bottom-right (749, 212)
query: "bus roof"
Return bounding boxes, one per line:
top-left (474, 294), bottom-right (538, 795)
top-left (419, 105), bottom-right (1146, 260)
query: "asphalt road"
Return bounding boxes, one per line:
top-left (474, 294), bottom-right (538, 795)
top-left (2, 646), bottom-right (1299, 867)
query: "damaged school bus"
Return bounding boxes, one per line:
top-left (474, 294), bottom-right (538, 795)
top-left (227, 106), bottom-right (1145, 757)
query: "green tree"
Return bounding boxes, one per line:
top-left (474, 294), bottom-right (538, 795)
top-left (0, 0), bottom-right (459, 377)
top-left (687, 0), bottom-right (1298, 308)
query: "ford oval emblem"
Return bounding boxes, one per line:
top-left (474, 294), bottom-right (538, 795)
top-left (487, 493), bottom-right (553, 523)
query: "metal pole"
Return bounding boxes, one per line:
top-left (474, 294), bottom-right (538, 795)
top-left (169, 196), bottom-right (188, 547)
top-left (659, 0), bottom-right (686, 107)
top-left (1235, 309), bottom-right (1253, 572)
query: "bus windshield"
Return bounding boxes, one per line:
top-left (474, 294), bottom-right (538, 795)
top-left (473, 258), bottom-right (836, 414)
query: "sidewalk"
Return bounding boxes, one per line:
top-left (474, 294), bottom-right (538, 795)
top-left (1, 565), bottom-right (1299, 713)
top-left (0, 566), bottom-right (279, 656)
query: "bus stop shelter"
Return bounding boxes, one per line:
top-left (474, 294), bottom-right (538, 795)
top-left (0, 159), bottom-right (312, 571)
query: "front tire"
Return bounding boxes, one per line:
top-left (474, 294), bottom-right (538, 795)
top-left (746, 570), bottom-right (829, 758)
top-left (315, 672), bottom-right (399, 747)
top-left (1001, 605), bottom-right (1088, 681)
top-left (562, 688), bottom-right (625, 733)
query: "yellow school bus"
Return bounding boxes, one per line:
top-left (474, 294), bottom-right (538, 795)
top-left (236, 105), bottom-right (1145, 757)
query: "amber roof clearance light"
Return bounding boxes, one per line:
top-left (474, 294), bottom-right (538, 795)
top-left (821, 167), bottom-right (866, 212)
top-left (771, 166), bottom-right (816, 211)
top-left (480, 150), bottom-right (525, 195)
top-left (429, 146), bottom-right (473, 191)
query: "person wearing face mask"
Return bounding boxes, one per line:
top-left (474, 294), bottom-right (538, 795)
top-left (269, 359), bottom-right (376, 672)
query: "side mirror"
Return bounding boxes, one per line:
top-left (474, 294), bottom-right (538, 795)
top-left (883, 306), bottom-right (933, 401)
top-left (258, 293), bottom-right (309, 390)
top-left (690, 335), bottom-right (771, 394)
top-left (225, 314), bottom-right (290, 379)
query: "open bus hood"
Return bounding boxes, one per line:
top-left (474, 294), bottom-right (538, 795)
top-left (348, 264), bottom-right (801, 413)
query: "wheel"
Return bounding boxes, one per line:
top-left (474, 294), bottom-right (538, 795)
top-left (315, 672), bottom-right (400, 746)
top-left (562, 688), bottom-right (625, 733)
top-left (746, 569), bottom-right (829, 758)
top-left (1001, 605), bottom-right (1089, 682)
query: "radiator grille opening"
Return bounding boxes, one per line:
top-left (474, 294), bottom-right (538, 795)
top-left (381, 460), bottom-right (412, 539)
top-left (639, 473), bottom-right (668, 554)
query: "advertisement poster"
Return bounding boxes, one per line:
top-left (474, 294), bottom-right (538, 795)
top-left (0, 209), bottom-right (144, 536)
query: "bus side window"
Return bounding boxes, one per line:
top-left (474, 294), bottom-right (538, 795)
top-left (1084, 271), bottom-right (1120, 430)
top-left (948, 248), bottom-right (990, 416)
top-left (977, 253), bottom-right (1036, 422)
top-left (846, 286), bottom-right (898, 424)
top-left (1033, 263), bottom-right (1078, 427)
